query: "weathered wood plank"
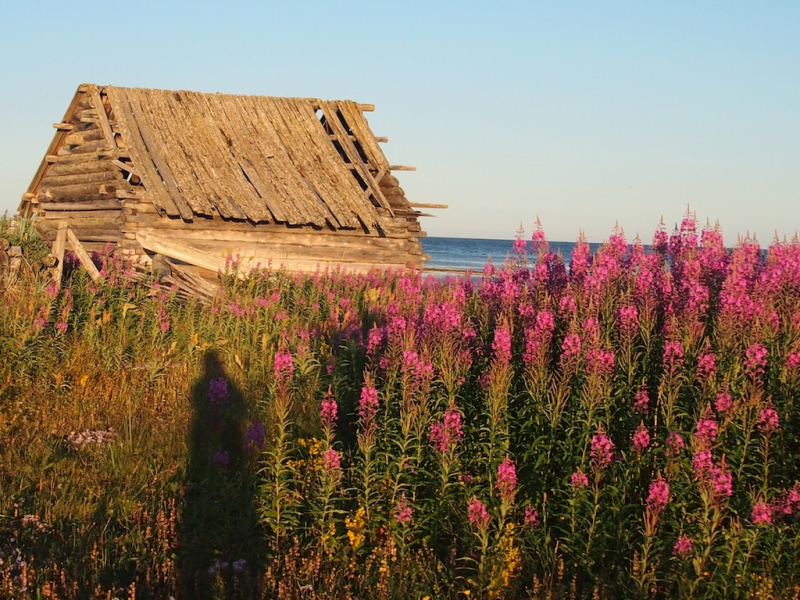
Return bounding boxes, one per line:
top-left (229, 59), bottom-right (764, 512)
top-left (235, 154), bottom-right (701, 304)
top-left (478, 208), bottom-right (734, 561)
top-left (40, 209), bottom-right (123, 220)
top-left (66, 228), bottom-right (102, 281)
top-left (124, 89), bottom-right (195, 220)
top-left (87, 86), bottom-right (116, 147)
top-left (40, 171), bottom-right (120, 188)
top-left (58, 139), bottom-right (113, 155)
top-left (49, 222), bottom-right (68, 286)
top-left (63, 128), bottom-right (105, 145)
top-left (38, 200), bottom-right (124, 211)
top-left (105, 87), bottom-right (182, 218)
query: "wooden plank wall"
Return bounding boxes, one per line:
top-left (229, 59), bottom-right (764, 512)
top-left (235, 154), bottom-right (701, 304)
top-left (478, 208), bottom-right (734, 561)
top-left (28, 85), bottom-right (138, 246)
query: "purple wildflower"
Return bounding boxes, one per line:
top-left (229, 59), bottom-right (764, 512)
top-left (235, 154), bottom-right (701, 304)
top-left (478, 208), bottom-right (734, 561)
top-left (208, 377), bottom-right (229, 406)
top-left (244, 421), bottom-right (266, 452)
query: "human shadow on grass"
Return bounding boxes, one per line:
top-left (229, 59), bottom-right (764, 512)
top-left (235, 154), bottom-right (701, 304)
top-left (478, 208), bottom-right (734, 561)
top-left (178, 351), bottom-right (264, 599)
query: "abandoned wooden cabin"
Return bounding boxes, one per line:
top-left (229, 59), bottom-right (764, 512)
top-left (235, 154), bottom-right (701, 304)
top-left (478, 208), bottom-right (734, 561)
top-left (19, 84), bottom-right (445, 276)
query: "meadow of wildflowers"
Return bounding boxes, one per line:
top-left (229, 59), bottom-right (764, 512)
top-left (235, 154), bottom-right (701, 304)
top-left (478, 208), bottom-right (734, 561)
top-left (1, 211), bottom-right (800, 599)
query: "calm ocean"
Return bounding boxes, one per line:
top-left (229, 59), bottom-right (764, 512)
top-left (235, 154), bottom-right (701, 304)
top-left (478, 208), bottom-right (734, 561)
top-left (421, 237), bottom-right (604, 272)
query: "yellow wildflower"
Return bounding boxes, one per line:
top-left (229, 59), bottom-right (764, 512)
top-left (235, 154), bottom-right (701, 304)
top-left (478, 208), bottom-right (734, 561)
top-left (345, 507), bottom-right (366, 549)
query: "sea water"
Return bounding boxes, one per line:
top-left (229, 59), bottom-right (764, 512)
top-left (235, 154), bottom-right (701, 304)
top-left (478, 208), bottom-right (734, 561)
top-left (421, 237), bottom-right (604, 272)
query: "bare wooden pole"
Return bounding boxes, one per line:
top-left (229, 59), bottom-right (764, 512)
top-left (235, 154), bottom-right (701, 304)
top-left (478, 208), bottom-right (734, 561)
top-left (66, 228), bottom-right (102, 281)
top-left (50, 222), bottom-right (68, 287)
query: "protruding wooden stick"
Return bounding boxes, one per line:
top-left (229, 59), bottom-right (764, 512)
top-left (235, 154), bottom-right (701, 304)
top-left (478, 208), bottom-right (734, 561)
top-left (53, 122), bottom-right (75, 131)
top-left (66, 228), bottom-right (101, 281)
top-left (357, 103), bottom-right (375, 112)
top-left (389, 165), bottom-right (416, 171)
top-left (408, 202), bottom-right (448, 209)
top-left (374, 136), bottom-right (388, 143)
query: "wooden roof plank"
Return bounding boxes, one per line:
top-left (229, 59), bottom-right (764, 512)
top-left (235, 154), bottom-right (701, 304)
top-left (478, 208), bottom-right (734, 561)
top-left (195, 93), bottom-right (272, 222)
top-left (310, 101), bottom-right (382, 228)
top-left (185, 92), bottom-right (262, 220)
top-left (135, 89), bottom-right (220, 218)
top-left (281, 99), bottom-right (352, 227)
top-left (338, 101), bottom-right (390, 170)
top-left (105, 88), bottom-right (182, 218)
top-left (326, 101), bottom-right (393, 215)
top-left (264, 97), bottom-right (348, 227)
top-left (280, 98), bottom-right (372, 228)
top-left (221, 95), bottom-right (298, 223)
top-left (171, 91), bottom-right (247, 219)
top-left (244, 96), bottom-right (328, 225)
top-left (87, 86), bottom-right (116, 148)
top-left (123, 89), bottom-right (195, 220)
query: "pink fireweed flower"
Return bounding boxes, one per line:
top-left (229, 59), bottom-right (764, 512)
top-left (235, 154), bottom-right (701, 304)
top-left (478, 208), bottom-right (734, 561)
top-left (695, 418), bottom-right (719, 444)
top-left (673, 534), bottom-right (693, 557)
top-left (467, 498), bottom-right (491, 529)
top-left (582, 317), bottom-right (600, 344)
top-left (430, 409), bottom-right (464, 453)
top-left (781, 487), bottom-right (800, 515)
top-left (590, 430), bottom-right (615, 469)
top-left (323, 448), bottom-right (341, 474)
top-left (274, 351), bottom-right (294, 379)
top-left (536, 310), bottom-right (555, 332)
top-left (571, 470), bottom-right (589, 488)
top-left (512, 236), bottom-right (528, 256)
top-left (697, 352), bottom-right (717, 380)
top-left (634, 388), bottom-right (650, 414)
top-left (496, 457), bottom-right (517, 499)
top-left (692, 450), bottom-right (714, 478)
top-left (395, 495), bottom-right (413, 524)
top-left (524, 505), bottom-right (540, 528)
top-left (752, 502), bottom-right (772, 525)
top-left (632, 424), bottom-right (651, 453)
top-left (366, 326), bottom-right (384, 356)
top-left (663, 340), bottom-right (684, 372)
top-left (744, 343), bottom-right (768, 378)
top-left (647, 476), bottom-right (670, 512)
top-left (586, 348), bottom-right (615, 377)
top-left (751, 401), bottom-right (778, 433)
top-left (714, 391), bottom-right (733, 415)
top-left (616, 305), bottom-right (639, 335)
top-left (559, 294), bottom-right (577, 317)
top-left (531, 220), bottom-right (548, 254)
top-left (666, 432), bottom-right (685, 456)
top-left (358, 384), bottom-right (380, 424)
top-left (492, 325), bottom-right (512, 364)
top-left (561, 333), bottom-right (581, 359)
top-left (320, 391), bottom-right (338, 429)
top-left (711, 465), bottom-right (733, 497)
top-left (758, 404), bottom-right (780, 434)
top-left (787, 352), bottom-right (800, 371)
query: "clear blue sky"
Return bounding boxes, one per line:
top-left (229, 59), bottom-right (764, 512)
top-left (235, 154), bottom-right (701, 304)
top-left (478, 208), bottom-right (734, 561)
top-left (2, 1), bottom-right (798, 243)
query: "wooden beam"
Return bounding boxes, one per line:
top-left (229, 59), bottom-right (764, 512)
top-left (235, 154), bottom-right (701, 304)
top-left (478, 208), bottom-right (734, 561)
top-left (111, 159), bottom-right (140, 177)
top-left (357, 103), bottom-right (375, 112)
top-left (66, 228), bottom-right (102, 281)
top-left (389, 165), bottom-right (416, 171)
top-left (408, 202), bottom-right (448, 209)
top-left (38, 200), bottom-right (124, 211)
top-left (374, 136), bottom-right (388, 143)
top-left (49, 222), bottom-right (68, 287)
top-left (53, 123), bottom-right (75, 131)
top-left (88, 87), bottom-right (116, 147)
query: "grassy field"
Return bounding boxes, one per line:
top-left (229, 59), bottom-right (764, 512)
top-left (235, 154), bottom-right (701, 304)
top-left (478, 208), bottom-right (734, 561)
top-left (1, 213), bottom-right (799, 599)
